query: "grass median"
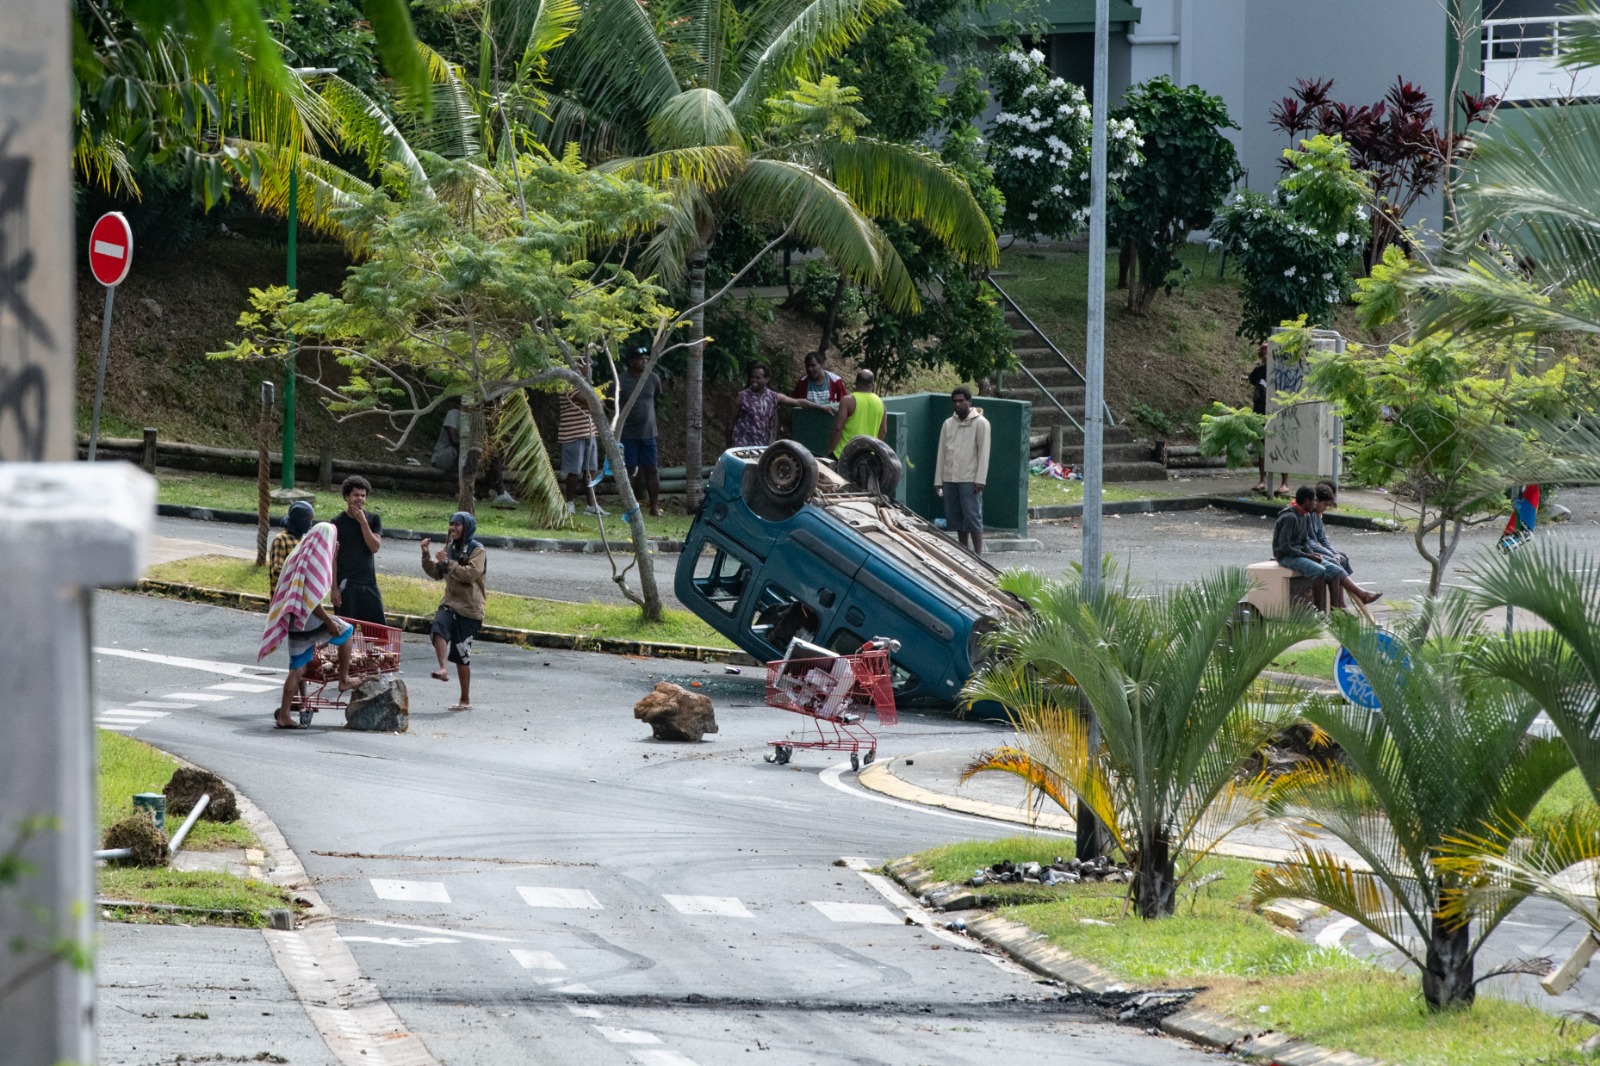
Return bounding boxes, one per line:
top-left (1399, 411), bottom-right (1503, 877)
top-left (144, 554), bottom-right (738, 650)
top-left (98, 729), bottom-right (292, 925)
top-left (907, 836), bottom-right (1595, 1066)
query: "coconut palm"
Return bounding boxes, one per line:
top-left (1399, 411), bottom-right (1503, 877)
top-left (539, 0), bottom-right (999, 504)
top-left (963, 565), bottom-right (1322, 919)
top-left (1254, 595), bottom-right (1575, 1010)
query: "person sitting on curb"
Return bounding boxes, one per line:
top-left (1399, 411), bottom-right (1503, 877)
top-left (258, 522), bottom-right (356, 729)
top-left (1311, 481), bottom-right (1353, 575)
top-left (1273, 486), bottom-right (1380, 611)
top-left (268, 500), bottom-right (314, 591)
top-left (422, 511), bottom-right (487, 711)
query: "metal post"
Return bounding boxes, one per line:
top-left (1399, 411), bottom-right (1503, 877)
top-left (257, 381), bottom-right (275, 566)
top-left (141, 428), bottom-right (158, 473)
top-left (87, 286), bottom-right (117, 462)
top-left (283, 167), bottom-right (298, 491)
top-left (1076, 0), bottom-right (1113, 863)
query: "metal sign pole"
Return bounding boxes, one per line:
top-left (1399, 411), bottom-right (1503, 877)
top-left (257, 381), bottom-right (275, 566)
top-left (87, 285), bottom-right (116, 461)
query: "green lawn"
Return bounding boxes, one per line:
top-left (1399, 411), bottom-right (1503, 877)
top-left (158, 471), bottom-right (697, 541)
top-left (97, 730), bottom-right (292, 924)
top-left (145, 554), bottom-right (737, 649)
top-left (1268, 642), bottom-right (1339, 682)
top-left (908, 836), bottom-right (1596, 1066)
top-left (1530, 768), bottom-right (1599, 832)
top-left (1026, 479), bottom-right (1175, 507)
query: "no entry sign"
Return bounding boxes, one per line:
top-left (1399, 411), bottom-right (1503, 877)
top-left (88, 212), bottom-right (133, 287)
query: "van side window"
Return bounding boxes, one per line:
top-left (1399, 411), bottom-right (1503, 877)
top-left (693, 546), bottom-right (750, 616)
top-left (753, 585), bottom-right (819, 651)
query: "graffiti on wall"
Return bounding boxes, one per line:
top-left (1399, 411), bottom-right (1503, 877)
top-left (0, 46), bottom-right (53, 461)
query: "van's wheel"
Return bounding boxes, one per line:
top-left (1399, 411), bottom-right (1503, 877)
top-left (750, 441), bottom-right (818, 518)
top-left (838, 437), bottom-right (902, 497)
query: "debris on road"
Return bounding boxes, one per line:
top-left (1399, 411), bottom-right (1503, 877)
top-left (972, 856), bottom-right (1131, 888)
top-left (102, 812), bottom-right (168, 867)
top-left (634, 681), bottom-right (719, 742)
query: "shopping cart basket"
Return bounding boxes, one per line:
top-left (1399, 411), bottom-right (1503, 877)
top-left (763, 637), bottom-right (897, 770)
top-left (292, 618), bottom-right (402, 726)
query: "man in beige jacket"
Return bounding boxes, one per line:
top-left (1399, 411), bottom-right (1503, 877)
top-left (934, 386), bottom-right (992, 554)
top-left (421, 510), bottom-right (488, 710)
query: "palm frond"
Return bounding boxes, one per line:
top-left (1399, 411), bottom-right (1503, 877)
top-left (649, 89), bottom-right (744, 150)
top-left (726, 0), bottom-right (897, 120)
top-left (316, 75), bottom-right (433, 193)
top-left (1255, 848), bottom-right (1424, 966)
top-left (494, 388), bottom-right (568, 526)
top-left (1439, 807), bottom-right (1600, 935)
top-left (541, 0), bottom-right (684, 153)
top-left (221, 141), bottom-right (378, 247)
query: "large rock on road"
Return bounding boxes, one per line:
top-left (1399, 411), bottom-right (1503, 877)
top-left (634, 682), bottom-right (718, 742)
top-left (345, 678), bottom-right (409, 732)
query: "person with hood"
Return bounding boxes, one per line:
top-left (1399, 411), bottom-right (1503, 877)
top-left (935, 386), bottom-right (992, 554)
top-left (259, 522), bottom-right (356, 729)
top-left (422, 511), bottom-right (488, 710)
top-left (268, 500), bottom-right (315, 590)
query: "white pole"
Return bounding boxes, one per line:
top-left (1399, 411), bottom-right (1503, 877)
top-left (1082, 0), bottom-right (1110, 596)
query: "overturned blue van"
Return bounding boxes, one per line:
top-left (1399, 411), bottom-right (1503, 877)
top-left (675, 441), bottom-right (1028, 706)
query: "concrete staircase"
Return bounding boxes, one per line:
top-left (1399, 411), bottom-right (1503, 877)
top-left (989, 280), bottom-right (1168, 483)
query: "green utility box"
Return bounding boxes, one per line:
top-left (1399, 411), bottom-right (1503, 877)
top-left (788, 393), bottom-right (1030, 536)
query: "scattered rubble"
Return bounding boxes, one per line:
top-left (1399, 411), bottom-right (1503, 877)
top-left (634, 682), bottom-right (719, 742)
top-left (344, 678), bottom-right (409, 732)
top-left (970, 855), bottom-right (1132, 888)
top-left (163, 767), bottom-right (239, 822)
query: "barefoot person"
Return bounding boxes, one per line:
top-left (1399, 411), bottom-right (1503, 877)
top-left (258, 522), bottom-right (357, 729)
top-left (422, 511), bottom-right (487, 711)
top-left (331, 475), bottom-right (386, 624)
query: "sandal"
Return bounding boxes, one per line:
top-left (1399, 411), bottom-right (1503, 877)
top-left (448, 702), bottom-right (472, 711)
top-left (1250, 482), bottom-right (1267, 494)
top-left (1274, 486), bottom-right (1292, 499)
top-left (431, 669), bottom-right (449, 682)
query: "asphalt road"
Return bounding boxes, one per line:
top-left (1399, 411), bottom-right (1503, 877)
top-left (92, 590), bottom-right (1217, 1066)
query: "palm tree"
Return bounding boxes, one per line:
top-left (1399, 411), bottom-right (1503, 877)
top-left (540, 0), bottom-right (999, 505)
top-left (963, 565), bottom-right (1322, 919)
top-left (1254, 596), bottom-right (1575, 1010)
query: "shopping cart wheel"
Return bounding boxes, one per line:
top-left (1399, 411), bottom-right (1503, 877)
top-left (863, 749), bottom-right (876, 766)
top-left (850, 752), bottom-right (860, 772)
top-left (298, 709), bottom-right (313, 728)
top-left (775, 745), bottom-right (792, 765)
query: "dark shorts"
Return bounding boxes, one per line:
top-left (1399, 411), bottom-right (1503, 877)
top-left (621, 437), bottom-right (658, 469)
top-left (338, 581), bottom-right (386, 626)
top-left (560, 437), bottom-right (598, 476)
top-left (943, 482), bottom-right (984, 533)
top-left (431, 607), bottom-right (482, 667)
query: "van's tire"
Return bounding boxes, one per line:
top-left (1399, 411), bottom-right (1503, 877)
top-left (838, 437), bottom-right (902, 497)
top-left (749, 440), bottom-right (818, 518)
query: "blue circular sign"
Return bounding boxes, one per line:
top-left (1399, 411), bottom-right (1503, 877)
top-left (1334, 630), bottom-right (1405, 710)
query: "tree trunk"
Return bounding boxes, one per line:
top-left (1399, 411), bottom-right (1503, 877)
top-left (1117, 238), bottom-right (1134, 290)
top-left (1133, 832), bottom-right (1177, 919)
top-left (1422, 914), bottom-right (1475, 1010)
top-left (593, 406), bottom-right (663, 623)
top-left (685, 248), bottom-right (708, 512)
top-left (457, 403), bottom-right (481, 515)
top-left (818, 274), bottom-right (848, 357)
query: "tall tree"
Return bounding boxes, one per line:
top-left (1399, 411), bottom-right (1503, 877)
top-left (540, 0), bottom-right (999, 505)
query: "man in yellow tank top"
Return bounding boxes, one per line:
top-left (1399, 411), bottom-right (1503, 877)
top-left (829, 369), bottom-right (887, 457)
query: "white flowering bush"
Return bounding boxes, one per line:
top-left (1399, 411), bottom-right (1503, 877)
top-left (985, 47), bottom-right (1140, 241)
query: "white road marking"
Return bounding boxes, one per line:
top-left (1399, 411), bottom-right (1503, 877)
top-left (97, 723), bottom-right (139, 733)
top-left (208, 681), bottom-right (279, 693)
top-left (594, 1027), bottom-right (661, 1045)
top-left (370, 879), bottom-right (452, 904)
top-left (555, 983), bottom-right (595, 994)
top-left (99, 708), bottom-right (169, 718)
top-left (338, 936), bottom-right (459, 948)
top-left (163, 692), bottom-right (234, 702)
top-left (663, 894), bottom-right (752, 918)
top-left (128, 700), bottom-right (195, 709)
top-left (567, 1005), bottom-right (604, 1019)
top-left (342, 918), bottom-right (521, 944)
top-left (631, 1051), bottom-right (700, 1066)
top-left (840, 859), bottom-right (989, 952)
top-left (808, 900), bottom-right (901, 925)
top-left (517, 886), bottom-right (603, 909)
top-left (1316, 916), bottom-right (1358, 951)
top-left (510, 949), bottom-right (567, 970)
top-left (817, 762), bottom-right (1069, 833)
top-left (94, 647), bottom-right (284, 678)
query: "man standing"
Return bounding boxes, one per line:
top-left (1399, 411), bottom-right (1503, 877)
top-left (828, 369), bottom-right (887, 458)
top-left (792, 352), bottom-right (846, 408)
top-left (331, 475), bottom-right (386, 625)
top-left (1248, 342), bottom-right (1290, 498)
top-left (422, 511), bottom-right (487, 711)
top-left (560, 386), bottom-right (606, 517)
top-left (935, 386), bottom-right (991, 554)
top-left (430, 405), bottom-right (460, 474)
top-left (617, 349), bottom-right (665, 517)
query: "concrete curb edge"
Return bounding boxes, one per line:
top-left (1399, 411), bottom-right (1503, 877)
top-left (1026, 493), bottom-right (1396, 531)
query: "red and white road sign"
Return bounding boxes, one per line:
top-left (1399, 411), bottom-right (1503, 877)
top-left (88, 212), bottom-right (133, 288)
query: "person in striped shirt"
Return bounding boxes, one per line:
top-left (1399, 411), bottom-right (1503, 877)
top-left (559, 388), bottom-right (607, 516)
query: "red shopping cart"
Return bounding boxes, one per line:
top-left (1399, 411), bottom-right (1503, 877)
top-left (763, 638), bottom-right (898, 770)
top-left (291, 618), bottom-right (403, 727)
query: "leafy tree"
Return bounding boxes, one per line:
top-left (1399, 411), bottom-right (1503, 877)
top-left (1269, 76), bottom-right (1495, 269)
top-left (1255, 598), bottom-right (1575, 1011)
top-left (984, 45), bottom-right (1139, 242)
top-left (1110, 77), bottom-right (1239, 313)
top-left (540, 0), bottom-right (999, 505)
top-left (1210, 134), bottom-right (1371, 340)
top-left (1286, 250), bottom-right (1579, 596)
top-left (964, 565), bottom-right (1321, 919)
top-left (1196, 402), bottom-right (1264, 470)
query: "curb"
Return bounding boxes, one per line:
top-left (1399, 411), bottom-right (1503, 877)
top-left (1202, 495), bottom-right (1400, 531)
top-left (1161, 1008), bottom-right (1388, 1066)
top-left (156, 503), bottom-right (687, 555)
top-left (1028, 496), bottom-right (1212, 520)
top-left (134, 579), bottom-right (757, 667)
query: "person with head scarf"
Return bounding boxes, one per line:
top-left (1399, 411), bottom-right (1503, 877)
top-left (421, 511), bottom-right (488, 710)
top-left (268, 500), bottom-right (315, 591)
top-left (260, 522), bottom-right (357, 728)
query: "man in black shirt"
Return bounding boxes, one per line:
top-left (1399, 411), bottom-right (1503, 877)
top-left (331, 475), bottom-right (386, 625)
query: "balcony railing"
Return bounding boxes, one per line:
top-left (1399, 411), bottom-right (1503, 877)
top-left (1482, 16), bottom-right (1600, 101)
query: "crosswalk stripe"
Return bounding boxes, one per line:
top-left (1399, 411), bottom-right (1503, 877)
top-left (370, 879), bottom-right (451, 904)
top-left (517, 886), bottom-right (603, 910)
top-left (99, 709), bottom-right (170, 720)
top-left (555, 983), bottom-right (595, 994)
top-left (631, 1051), bottom-right (700, 1066)
top-left (594, 1027), bottom-right (660, 1045)
top-left (128, 701), bottom-right (195, 709)
top-left (163, 692), bottom-right (233, 702)
top-left (96, 723), bottom-right (139, 733)
top-left (566, 1005), bottom-right (604, 1019)
top-left (208, 681), bottom-right (279, 693)
top-left (807, 900), bottom-right (901, 925)
top-left (509, 949), bottom-right (566, 971)
top-left (663, 894), bottom-right (752, 918)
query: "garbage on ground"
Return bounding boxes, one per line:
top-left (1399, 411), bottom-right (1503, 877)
top-left (1028, 457), bottom-right (1076, 481)
top-left (971, 855), bottom-right (1131, 888)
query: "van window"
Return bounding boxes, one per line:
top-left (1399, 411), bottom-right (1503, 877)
top-left (829, 628), bottom-right (916, 691)
top-left (753, 584), bottom-right (819, 651)
top-left (692, 546), bottom-right (750, 616)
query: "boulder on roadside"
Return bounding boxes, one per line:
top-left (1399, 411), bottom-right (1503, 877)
top-left (102, 813), bottom-right (168, 867)
top-left (634, 682), bottom-right (718, 742)
top-left (164, 767), bottom-right (240, 822)
top-left (345, 677), bottom-right (409, 732)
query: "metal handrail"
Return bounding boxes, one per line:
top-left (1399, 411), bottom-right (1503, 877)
top-left (1482, 16), bottom-right (1570, 63)
top-left (985, 275), bottom-right (1116, 429)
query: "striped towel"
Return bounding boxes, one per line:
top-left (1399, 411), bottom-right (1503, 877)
top-left (259, 522), bottom-right (338, 662)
